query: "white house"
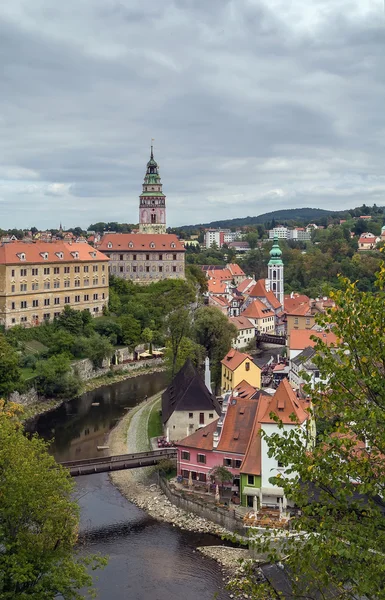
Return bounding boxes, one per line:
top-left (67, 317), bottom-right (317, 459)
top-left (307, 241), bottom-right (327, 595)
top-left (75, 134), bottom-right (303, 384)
top-left (240, 378), bottom-right (312, 509)
top-left (229, 315), bottom-right (256, 349)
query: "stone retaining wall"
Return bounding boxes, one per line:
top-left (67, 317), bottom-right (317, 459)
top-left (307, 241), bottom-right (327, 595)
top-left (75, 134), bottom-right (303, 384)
top-left (159, 476), bottom-right (246, 536)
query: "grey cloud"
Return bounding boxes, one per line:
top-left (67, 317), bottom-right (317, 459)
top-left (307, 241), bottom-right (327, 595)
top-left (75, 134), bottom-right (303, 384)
top-left (0, 0), bottom-right (383, 228)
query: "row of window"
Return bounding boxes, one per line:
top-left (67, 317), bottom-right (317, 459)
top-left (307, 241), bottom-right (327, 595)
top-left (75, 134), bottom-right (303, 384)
top-left (108, 253), bottom-right (178, 261)
top-left (110, 265), bottom-right (182, 274)
top-left (181, 470), bottom-right (207, 482)
top-left (293, 317), bottom-right (312, 325)
top-left (11, 293), bottom-right (104, 309)
top-left (11, 278), bottom-right (105, 292)
top-left (12, 265), bottom-right (103, 277)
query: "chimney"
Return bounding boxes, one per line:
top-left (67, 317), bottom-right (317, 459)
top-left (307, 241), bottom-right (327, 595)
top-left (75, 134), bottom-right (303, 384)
top-left (291, 291), bottom-right (294, 299)
top-left (204, 356), bottom-right (212, 393)
top-left (213, 391), bottom-right (231, 448)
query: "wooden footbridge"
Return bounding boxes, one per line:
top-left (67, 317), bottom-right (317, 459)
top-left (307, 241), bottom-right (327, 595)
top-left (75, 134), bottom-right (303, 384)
top-left (60, 448), bottom-right (177, 477)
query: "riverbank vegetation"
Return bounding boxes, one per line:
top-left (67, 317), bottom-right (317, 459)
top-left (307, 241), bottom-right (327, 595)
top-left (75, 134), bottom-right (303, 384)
top-left (0, 401), bottom-right (106, 598)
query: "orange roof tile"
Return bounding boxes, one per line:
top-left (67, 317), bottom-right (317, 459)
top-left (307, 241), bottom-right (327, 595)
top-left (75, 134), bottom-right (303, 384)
top-left (0, 241), bottom-right (108, 265)
top-left (236, 277), bottom-right (256, 294)
top-left (227, 263), bottom-right (245, 277)
top-left (265, 290), bottom-right (281, 310)
top-left (176, 419), bottom-right (218, 450)
top-left (242, 299), bottom-right (275, 320)
top-left (287, 303), bottom-right (312, 317)
top-left (98, 233), bottom-right (184, 252)
top-left (258, 379), bottom-right (308, 425)
top-left (240, 419), bottom-right (262, 475)
top-left (290, 329), bottom-right (338, 351)
top-left (206, 268), bottom-right (232, 281)
top-left (229, 316), bottom-right (254, 330)
top-left (249, 279), bottom-right (267, 297)
top-left (284, 294), bottom-right (310, 313)
top-left (233, 380), bottom-right (258, 399)
top-left (208, 280), bottom-right (227, 294)
top-left (217, 397), bottom-right (259, 454)
top-left (210, 295), bottom-right (230, 307)
top-left (221, 349), bottom-right (255, 371)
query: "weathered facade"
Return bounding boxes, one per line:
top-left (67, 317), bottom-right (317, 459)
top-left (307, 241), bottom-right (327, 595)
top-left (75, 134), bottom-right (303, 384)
top-left (0, 241), bottom-right (109, 328)
top-left (98, 233), bottom-right (185, 284)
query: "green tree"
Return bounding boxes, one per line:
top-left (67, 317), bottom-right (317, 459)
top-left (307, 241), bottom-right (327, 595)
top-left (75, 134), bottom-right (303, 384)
top-left (0, 402), bottom-right (105, 598)
top-left (56, 306), bottom-right (84, 336)
top-left (164, 336), bottom-right (205, 377)
top-left (34, 354), bottom-right (80, 398)
top-left (86, 334), bottom-right (114, 368)
top-left (193, 307), bottom-right (237, 386)
top-left (259, 266), bottom-right (385, 600)
top-left (142, 327), bottom-right (154, 352)
top-left (0, 333), bottom-right (21, 397)
top-left (118, 315), bottom-right (141, 348)
top-left (165, 308), bottom-right (192, 378)
top-left (209, 465), bottom-right (233, 497)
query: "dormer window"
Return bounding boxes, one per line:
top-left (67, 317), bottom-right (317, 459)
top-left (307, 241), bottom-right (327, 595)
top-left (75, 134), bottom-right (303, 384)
top-left (107, 242), bottom-right (112, 249)
top-left (171, 242), bottom-right (176, 248)
top-left (71, 251), bottom-right (79, 259)
top-left (17, 252), bottom-right (26, 261)
top-left (40, 252), bottom-right (49, 260)
top-left (150, 242), bottom-right (155, 249)
top-left (89, 251), bottom-right (97, 258)
top-left (129, 242), bottom-right (133, 248)
top-left (55, 252), bottom-right (64, 259)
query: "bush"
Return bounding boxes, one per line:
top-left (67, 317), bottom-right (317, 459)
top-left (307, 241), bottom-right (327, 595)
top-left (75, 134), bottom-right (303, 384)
top-left (34, 354), bottom-right (81, 399)
top-left (20, 353), bottom-right (37, 369)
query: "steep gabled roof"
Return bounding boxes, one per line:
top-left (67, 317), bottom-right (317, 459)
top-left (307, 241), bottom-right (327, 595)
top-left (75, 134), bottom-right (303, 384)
top-left (258, 378), bottom-right (308, 425)
top-left (236, 277), bottom-right (256, 294)
top-left (243, 299), bottom-right (275, 320)
top-left (233, 380), bottom-right (258, 399)
top-left (220, 348), bottom-right (255, 371)
top-left (217, 397), bottom-right (259, 454)
top-left (161, 359), bottom-right (221, 425)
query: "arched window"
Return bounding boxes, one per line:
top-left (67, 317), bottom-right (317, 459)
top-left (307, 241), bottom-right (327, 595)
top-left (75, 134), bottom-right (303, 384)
top-left (273, 270), bottom-right (277, 279)
top-left (151, 214), bottom-right (156, 223)
top-left (272, 282), bottom-right (276, 291)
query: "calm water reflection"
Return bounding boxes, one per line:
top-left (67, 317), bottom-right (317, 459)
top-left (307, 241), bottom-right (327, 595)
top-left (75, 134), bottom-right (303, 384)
top-left (31, 372), bottom-right (230, 600)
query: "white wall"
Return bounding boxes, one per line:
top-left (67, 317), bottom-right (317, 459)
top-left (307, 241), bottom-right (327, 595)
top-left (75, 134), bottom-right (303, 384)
top-left (165, 410), bottom-right (218, 442)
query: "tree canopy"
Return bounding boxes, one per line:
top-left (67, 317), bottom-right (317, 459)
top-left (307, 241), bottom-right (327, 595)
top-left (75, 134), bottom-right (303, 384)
top-left (258, 264), bottom-right (385, 600)
top-left (0, 402), bottom-right (105, 599)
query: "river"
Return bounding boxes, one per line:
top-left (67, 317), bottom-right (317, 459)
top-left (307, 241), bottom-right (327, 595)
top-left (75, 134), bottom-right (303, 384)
top-left (30, 371), bottom-right (231, 600)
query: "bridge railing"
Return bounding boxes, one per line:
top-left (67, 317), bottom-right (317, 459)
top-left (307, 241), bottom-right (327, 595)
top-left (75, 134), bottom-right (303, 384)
top-left (60, 448), bottom-right (177, 469)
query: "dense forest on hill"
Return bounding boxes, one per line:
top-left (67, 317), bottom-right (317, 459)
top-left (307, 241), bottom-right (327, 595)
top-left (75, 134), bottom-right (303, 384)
top-left (171, 204), bottom-right (385, 234)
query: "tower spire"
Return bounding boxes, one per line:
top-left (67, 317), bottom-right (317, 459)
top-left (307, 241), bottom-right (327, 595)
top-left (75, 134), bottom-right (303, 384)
top-left (138, 144), bottom-right (167, 234)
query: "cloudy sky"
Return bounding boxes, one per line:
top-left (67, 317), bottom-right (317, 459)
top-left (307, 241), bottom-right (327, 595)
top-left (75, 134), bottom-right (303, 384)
top-left (0, 0), bottom-right (383, 229)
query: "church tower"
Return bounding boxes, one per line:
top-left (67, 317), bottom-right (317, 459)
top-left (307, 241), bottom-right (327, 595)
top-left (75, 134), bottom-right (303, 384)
top-left (139, 145), bottom-right (166, 234)
top-left (267, 235), bottom-right (284, 306)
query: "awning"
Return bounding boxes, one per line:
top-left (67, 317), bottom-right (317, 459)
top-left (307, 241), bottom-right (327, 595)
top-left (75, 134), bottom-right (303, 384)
top-left (243, 487), bottom-right (260, 496)
top-left (152, 351), bottom-right (164, 356)
top-left (139, 352), bottom-right (152, 358)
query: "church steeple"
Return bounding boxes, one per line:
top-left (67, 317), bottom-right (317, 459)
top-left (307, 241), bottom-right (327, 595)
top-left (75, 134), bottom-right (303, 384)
top-left (139, 145), bottom-right (167, 234)
top-left (267, 235), bottom-right (284, 306)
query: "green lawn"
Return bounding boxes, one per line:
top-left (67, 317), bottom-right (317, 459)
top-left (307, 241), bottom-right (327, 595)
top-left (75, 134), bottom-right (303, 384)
top-left (20, 367), bottom-right (37, 382)
top-left (147, 399), bottom-right (163, 441)
top-left (23, 340), bottom-right (48, 355)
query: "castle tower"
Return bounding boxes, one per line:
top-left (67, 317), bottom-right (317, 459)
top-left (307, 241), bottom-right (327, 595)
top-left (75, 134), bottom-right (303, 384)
top-left (268, 235), bottom-right (284, 306)
top-left (139, 145), bottom-right (166, 234)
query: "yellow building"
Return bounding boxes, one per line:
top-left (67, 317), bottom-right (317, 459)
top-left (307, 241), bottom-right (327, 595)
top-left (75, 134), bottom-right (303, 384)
top-left (0, 241), bottom-right (109, 328)
top-left (221, 349), bottom-right (261, 393)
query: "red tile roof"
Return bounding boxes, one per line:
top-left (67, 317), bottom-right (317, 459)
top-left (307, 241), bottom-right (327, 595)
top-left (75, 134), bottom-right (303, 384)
top-left (233, 380), bottom-right (258, 399)
top-left (217, 397), bottom-right (259, 454)
top-left (242, 299), bottom-right (275, 320)
top-left (229, 316), bottom-right (254, 330)
top-left (221, 349), bottom-right (254, 371)
top-left (98, 233), bottom-right (184, 252)
top-left (236, 277), bottom-right (256, 294)
top-left (240, 420), bottom-right (262, 475)
top-left (208, 280), bottom-right (228, 294)
top-left (284, 294), bottom-right (310, 313)
top-left (0, 241), bottom-right (108, 265)
top-left (176, 419), bottom-right (218, 450)
top-left (287, 303), bottom-right (312, 317)
top-left (249, 279), bottom-right (266, 297)
top-left (258, 378), bottom-right (308, 425)
top-left (206, 268), bottom-right (232, 281)
top-left (227, 263), bottom-right (245, 277)
top-left (290, 329), bottom-right (338, 351)
top-left (210, 295), bottom-right (230, 307)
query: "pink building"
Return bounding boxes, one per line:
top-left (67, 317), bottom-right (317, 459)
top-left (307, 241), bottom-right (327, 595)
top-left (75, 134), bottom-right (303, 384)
top-left (176, 391), bottom-right (260, 489)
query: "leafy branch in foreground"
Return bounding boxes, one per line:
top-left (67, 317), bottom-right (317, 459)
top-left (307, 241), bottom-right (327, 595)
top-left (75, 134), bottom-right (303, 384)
top-left (0, 401), bottom-right (106, 599)
top-left (253, 264), bottom-right (385, 600)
